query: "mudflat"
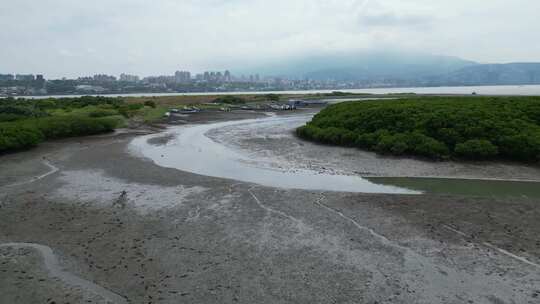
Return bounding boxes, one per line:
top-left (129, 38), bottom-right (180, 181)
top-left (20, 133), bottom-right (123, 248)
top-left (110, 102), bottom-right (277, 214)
top-left (1, 111), bottom-right (539, 304)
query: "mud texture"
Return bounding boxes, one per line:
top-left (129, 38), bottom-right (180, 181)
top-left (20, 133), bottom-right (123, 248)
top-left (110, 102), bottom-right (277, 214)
top-left (1, 111), bottom-right (540, 304)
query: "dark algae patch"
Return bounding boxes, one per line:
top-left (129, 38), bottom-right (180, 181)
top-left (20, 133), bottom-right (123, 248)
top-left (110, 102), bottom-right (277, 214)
top-left (297, 96), bottom-right (540, 162)
top-left (367, 177), bottom-right (540, 198)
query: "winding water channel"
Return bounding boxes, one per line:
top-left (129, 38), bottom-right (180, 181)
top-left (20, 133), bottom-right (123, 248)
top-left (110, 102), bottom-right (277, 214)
top-left (130, 114), bottom-right (540, 198)
top-left (130, 115), bottom-right (417, 194)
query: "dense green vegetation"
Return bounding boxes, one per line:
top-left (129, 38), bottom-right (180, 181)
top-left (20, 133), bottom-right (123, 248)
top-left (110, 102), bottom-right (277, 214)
top-left (0, 96), bottom-right (149, 153)
top-left (263, 94), bottom-right (281, 101)
top-left (141, 106), bottom-right (168, 123)
top-left (144, 100), bottom-right (157, 108)
top-left (324, 91), bottom-right (372, 97)
top-left (297, 96), bottom-right (540, 162)
top-left (212, 95), bottom-right (246, 104)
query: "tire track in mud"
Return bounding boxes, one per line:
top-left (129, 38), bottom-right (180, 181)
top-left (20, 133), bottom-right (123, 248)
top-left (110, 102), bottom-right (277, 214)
top-left (442, 225), bottom-right (540, 269)
top-left (311, 193), bottom-right (535, 303)
top-left (248, 186), bottom-right (303, 225)
top-left (1, 159), bottom-right (59, 188)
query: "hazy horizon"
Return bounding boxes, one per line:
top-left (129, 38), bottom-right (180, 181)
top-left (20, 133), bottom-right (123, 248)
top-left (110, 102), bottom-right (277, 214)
top-left (2, 0), bottom-right (540, 78)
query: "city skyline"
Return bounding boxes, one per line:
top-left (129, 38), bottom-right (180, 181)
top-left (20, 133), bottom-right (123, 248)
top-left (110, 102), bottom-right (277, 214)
top-left (0, 70), bottom-right (260, 82)
top-left (0, 70), bottom-right (237, 81)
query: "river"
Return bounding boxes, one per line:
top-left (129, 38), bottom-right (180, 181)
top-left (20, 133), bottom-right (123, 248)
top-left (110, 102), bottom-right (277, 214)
top-left (130, 115), bottom-right (418, 194)
top-left (129, 113), bottom-right (540, 198)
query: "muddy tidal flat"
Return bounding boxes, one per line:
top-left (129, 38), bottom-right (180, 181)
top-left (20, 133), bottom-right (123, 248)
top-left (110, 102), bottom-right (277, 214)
top-left (1, 110), bottom-right (540, 304)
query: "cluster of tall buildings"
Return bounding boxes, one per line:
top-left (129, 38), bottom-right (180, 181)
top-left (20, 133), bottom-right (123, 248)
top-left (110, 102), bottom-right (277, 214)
top-left (175, 71), bottom-right (191, 83)
top-left (0, 74), bottom-right (44, 82)
top-left (119, 74), bottom-right (140, 83)
top-left (1, 70), bottom-right (270, 92)
top-left (195, 71), bottom-right (231, 82)
top-left (1, 69), bottom-right (374, 96)
top-left (1, 70), bottom-right (267, 85)
top-left (77, 74), bottom-right (117, 83)
top-left (0, 74), bottom-right (47, 95)
top-left (140, 70), bottom-right (237, 85)
top-left (144, 70), bottom-right (236, 84)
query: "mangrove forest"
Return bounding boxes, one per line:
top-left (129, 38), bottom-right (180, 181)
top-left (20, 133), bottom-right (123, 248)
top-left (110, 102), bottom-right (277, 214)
top-left (297, 96), bottom-right (540, 162)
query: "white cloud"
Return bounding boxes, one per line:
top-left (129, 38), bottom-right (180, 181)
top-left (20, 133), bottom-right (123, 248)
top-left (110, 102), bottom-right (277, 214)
top-left (1, 0), bottom-right (539, 78)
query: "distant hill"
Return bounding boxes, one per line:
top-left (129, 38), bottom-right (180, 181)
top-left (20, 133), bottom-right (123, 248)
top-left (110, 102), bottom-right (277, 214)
top-left (240, 52), bottom-right (540, 86)
top-left (426, 63), bottom-right (540, 86)
top-left (241, 51), bottom-right (477, 81)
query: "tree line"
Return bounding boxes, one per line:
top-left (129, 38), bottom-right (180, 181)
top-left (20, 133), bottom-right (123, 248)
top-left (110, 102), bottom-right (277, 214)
top-left (0, 96), bottom-right (148, 153)
top-left (297, 96), bottom-right (540, 162)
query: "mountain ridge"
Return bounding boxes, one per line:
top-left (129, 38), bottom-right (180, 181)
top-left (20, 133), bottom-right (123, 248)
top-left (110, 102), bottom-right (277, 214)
top-left (239, 52), bottom-right (540, 86)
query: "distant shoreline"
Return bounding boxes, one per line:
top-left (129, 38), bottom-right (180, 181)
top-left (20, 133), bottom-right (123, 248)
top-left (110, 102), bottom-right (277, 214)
top-left (3, 84), bottom-right (540, 99)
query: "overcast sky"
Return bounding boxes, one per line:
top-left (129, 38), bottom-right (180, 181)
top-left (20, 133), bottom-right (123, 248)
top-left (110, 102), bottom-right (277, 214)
top-left (2, 0), bottom-right (540, 78)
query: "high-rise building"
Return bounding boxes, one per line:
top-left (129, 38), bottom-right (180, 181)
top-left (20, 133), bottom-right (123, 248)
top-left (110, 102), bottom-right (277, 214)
top-left (120, 73), bottom-right (140, 82)
top-left (77, 76), bottom-right (94, 82)
top-left (174, 71), bottom-right (191, 83)
top-left (224, 70), bottom-right (231, 82)
top-left (93, 74), bottom-right (117, 82)
top-left (15, 74), bottom-right (35, 81)
top-left (143, 75), bottom-right (176, 84)
top-left (0, 74), bottom-right (14, 81)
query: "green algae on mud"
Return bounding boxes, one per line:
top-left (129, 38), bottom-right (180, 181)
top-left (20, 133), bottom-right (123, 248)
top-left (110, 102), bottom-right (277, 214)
top-left (367, 177), bottom-right (540, 198)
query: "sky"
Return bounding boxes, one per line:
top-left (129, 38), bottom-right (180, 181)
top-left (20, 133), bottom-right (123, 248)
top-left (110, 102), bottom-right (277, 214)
top-left (1, 0), bottom-right (540, 78)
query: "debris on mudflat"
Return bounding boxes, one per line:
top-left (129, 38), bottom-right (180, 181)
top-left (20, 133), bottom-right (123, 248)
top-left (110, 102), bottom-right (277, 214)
top-left (113, 191), bottom-right (128, 209)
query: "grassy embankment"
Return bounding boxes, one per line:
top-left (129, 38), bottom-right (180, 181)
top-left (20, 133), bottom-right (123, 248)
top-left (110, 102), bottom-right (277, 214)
top-left (123, 91), bottom-right (413, 107)
top-left (297, 96), bottom-right (540, 162)
top-left (0, 96), bottom-right (162, 153)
